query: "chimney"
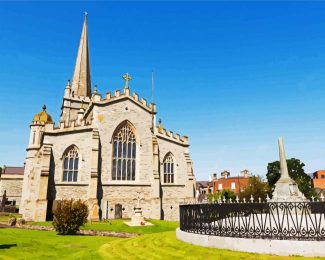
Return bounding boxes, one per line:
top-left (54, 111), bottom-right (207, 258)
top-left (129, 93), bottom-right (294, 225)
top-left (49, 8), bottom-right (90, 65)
top-left (241, 169), bottom-right (250, 178)
top-left (221, 170), bottom-right (230, 179)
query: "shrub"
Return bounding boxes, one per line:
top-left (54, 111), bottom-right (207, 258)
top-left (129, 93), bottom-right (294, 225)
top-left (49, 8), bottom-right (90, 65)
top-left (52, 199), bottom-right (88, 235)
top-left (208, 189), bottom-right (236, 203)
top-left (239, 175), bottom-right (270, 201)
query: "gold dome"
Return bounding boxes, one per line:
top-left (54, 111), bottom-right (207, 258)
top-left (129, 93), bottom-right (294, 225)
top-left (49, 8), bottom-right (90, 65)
top-left (33, 105), bottom-right (53, 124)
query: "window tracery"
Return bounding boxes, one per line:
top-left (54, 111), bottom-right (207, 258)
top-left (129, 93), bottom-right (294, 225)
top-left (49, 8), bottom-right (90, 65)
top-left (62, 146), bottom-right (79, 182)
top-left (163, 153), bottom-right (174, 183)
top-left (112, 123), bottom-right (136, 181)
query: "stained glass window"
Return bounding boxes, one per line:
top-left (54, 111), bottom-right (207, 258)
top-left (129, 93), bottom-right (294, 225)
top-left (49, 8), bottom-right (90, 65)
top-left (163, 153), bottom-right (174, 183)
top-left (112, 124), bottom-right (136, 181)
top-left (62, 146), bottom-right (79, 182)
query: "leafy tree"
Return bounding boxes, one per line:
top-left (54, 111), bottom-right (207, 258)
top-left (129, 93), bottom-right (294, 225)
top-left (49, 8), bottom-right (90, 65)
top-left (52, 199), bottom-right (88, 235)
top-left (239, 176), bottom-right (270, 201)
top-left (266, 158), bottom-right (317, 199)
top-left (208, 189), bottom-right (236, 202)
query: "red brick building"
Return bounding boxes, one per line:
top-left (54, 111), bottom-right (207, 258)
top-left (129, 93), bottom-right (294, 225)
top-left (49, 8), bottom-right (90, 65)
top-left (312, 170), bottom-right (325, 190)
top-left (212, 170), bottom-right (250, 194)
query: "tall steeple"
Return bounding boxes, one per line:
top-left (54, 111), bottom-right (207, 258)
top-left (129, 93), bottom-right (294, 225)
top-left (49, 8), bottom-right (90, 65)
top-left (71, 12), bottom-right (91, 97)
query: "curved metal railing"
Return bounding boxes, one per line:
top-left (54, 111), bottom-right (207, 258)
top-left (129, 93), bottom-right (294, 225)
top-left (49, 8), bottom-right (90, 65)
top-left (180, 201), bottom-right (325, 241)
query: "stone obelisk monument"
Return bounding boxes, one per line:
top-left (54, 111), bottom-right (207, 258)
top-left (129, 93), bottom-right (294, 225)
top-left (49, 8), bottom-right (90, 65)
top-left (271, 137), bottom-right (305, 201)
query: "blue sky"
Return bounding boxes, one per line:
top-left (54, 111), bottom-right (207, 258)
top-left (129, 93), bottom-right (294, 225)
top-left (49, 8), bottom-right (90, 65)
top-left (1, 2), bottom-right (325, 180)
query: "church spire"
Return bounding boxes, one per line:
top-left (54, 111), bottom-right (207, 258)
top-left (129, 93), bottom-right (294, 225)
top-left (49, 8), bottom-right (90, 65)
top-left (71, 12), bottom-right (91, 97)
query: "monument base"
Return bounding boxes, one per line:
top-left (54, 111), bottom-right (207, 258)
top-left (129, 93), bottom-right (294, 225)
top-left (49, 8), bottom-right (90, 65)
top-left (124, 221), bottom-right (154, 227)
top-left (124, 207), bottom-right (153, 227)
top-left (271, 178), bottom-right (307, 202)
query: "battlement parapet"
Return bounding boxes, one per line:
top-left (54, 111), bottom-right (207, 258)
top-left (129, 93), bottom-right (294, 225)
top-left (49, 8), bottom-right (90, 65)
top-left (48, 117), bottom-right (89, 130)
top-left (156, 126), bottom-right (189, 145)
top-left (30, 121), bottom-right (55, 130)
top-left (64, 95), bottom-right (91, 103)
top-left (91, 87), bottom-right (156, 113)
top-left (49, 119), bottom-right (92, 134)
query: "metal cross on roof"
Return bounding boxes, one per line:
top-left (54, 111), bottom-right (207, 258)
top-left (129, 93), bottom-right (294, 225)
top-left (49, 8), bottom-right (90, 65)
top-left (123, 73), bottom-right (132, 88)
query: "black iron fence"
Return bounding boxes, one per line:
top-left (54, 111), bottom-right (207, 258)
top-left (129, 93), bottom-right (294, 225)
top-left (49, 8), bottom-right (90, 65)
top-left (180, 201), bottom-right (325, 241)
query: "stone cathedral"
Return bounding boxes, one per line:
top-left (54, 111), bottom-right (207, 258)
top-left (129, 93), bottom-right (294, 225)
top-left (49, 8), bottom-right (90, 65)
top-left (19, 14), bottom-right (196, 222)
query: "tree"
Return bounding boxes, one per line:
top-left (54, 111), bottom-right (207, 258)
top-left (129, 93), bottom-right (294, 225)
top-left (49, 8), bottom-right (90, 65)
top-left (266, 158), bottom-right (317, 199)
top-left (239, 176), bottom-right (270, 201)
top-left (208, 189), bottom-right (236, 202)
top-left (52, 199), bottom-right (88, 235)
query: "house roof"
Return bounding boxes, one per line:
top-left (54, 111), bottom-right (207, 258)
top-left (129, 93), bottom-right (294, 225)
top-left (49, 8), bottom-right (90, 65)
top-left (196, 181), bottom-right (211, 188)
top-left (212, 176), bottom-right (249, 181)
top-left (2, 166), bottom-right (24, 175)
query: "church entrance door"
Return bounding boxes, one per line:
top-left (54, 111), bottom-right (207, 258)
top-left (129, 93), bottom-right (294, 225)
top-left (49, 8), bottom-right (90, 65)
top-left (115, 204), bottom-right (122, 219)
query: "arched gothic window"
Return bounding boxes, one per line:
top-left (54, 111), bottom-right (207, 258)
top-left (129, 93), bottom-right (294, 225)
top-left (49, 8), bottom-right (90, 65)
top-left (163, 153), bottom-right (174, 183)
top-left (112, 123), bottom-right (136, 181)
top-left (62, 146), bottom-right (79, 182)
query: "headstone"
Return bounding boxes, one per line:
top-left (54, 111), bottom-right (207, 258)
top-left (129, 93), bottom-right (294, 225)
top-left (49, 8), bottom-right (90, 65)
top-left (8, 216), bottom-right (16, 226)
top-left (17, 218), bottom-right (26, 227)
top-left (271, 137), bottom-right (305, 202)
top-left (90, 204), bottom-right (100, 222)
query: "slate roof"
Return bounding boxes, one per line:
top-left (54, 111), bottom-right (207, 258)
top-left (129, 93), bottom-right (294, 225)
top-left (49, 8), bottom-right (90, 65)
top-left (196, 181), bottom-right (211, 189)
top-left (2, 166), bottom-right (24, 175)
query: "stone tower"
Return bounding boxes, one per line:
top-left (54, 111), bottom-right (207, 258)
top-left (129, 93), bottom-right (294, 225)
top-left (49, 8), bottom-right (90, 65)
top-left (19, 105), bottom-right (54, 220)
top-left (60, 13), bottom-right (91, 125)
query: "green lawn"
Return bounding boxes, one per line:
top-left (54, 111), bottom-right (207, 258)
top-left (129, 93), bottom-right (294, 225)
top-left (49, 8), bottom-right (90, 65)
top-left (29, 219), bottom-right (179, 234)
top-left (0, 227), bottom-right (321, 260)
top-left (0, 228), bottom-right (118, 259)
top-left (0, 214), bottom-right (21, 222)
top-left (0, 219), bottom-right (324, 259)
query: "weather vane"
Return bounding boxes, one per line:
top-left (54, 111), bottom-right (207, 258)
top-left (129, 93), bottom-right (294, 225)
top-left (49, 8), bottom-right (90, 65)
top-left (123, 73), bottom-right (132, 88)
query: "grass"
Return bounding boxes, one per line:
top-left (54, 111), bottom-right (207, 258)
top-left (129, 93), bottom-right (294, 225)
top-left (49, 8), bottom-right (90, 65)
top-left (29, 219), bottom-right (179, 234)
top-left (0, 219), bottom-right (323, 259)
top-left (0, 227), bottom-right (322, 260)
top-left (99, 231), bottom-right (317, 260)
top-left (0, 214), bottom-right (21, 222)
top-left (0, 228), bottom-right (119, 259)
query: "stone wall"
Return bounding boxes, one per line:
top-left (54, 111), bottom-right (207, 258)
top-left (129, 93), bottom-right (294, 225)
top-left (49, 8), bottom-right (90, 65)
top-left (44, 130), bottom-right (94, 185)
top-left (157, 135), bottom-right (196, 220)
top-left (157, 136), bottom-right (189, 185)
top-left (0, 176), bottom-right (23, 205)
top-left (53, 185), bottom-right (89, 200)
top-left (95, 99), bottom-right (153, 184)
top-left (19, 148), bottom-right (42, 220)
top-left (101, 185), bottom-right (160, 219)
